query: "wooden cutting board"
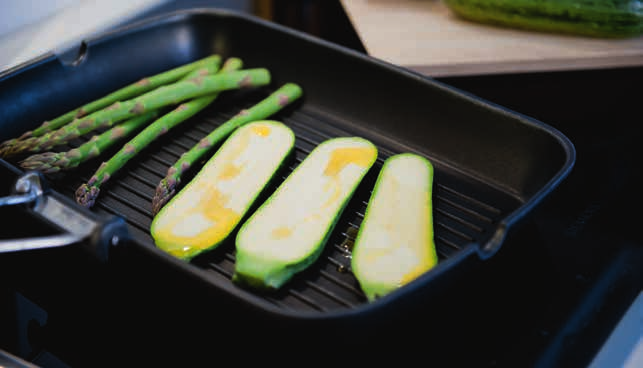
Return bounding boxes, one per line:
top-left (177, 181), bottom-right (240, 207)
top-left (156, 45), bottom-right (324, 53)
top-left (340, 0), bottom-right (643, 77)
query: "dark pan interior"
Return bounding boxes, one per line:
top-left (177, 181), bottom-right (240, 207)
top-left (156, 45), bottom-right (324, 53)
top-left (0, 9), bottom-right (575, 319)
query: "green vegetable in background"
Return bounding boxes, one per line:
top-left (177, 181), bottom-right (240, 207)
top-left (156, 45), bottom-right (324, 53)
top-left (443, 0), bottom-right (643, 38)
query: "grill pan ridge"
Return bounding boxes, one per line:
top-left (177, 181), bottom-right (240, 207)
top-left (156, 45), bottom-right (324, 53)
top-left (0, 9), bottom-right (575, 322)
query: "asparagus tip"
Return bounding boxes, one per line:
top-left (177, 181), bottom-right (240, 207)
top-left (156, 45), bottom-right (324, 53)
top-left (75, 184), bottom-right (100, 208)
top-left (0, 145), bottom-right (10, 158)
top-left (18, 131), bottom-right (33, 140)
top-left (0, 132), bottom-right (33, 157)
top-left (19, 152), bottom-right (60, 173)
top-left (0, 138), bottom-right (23, 158)
top-left (3, 137), bottom-right (35, 158)
top-left (151, 178), bottom-right (177, 216)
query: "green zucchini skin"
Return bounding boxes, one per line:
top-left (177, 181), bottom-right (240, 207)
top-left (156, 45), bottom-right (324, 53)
top-left (233, 137), bottom-right (378, 291)
top-left (150, 120), bottom-right (295, 261)
top-left (444, 0), bottom-right (643, 38)
top-left (351, 153), bottom-right (438, 301)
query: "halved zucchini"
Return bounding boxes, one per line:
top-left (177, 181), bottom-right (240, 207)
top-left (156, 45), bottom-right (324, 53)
top-left (150, 120), bottom-right (295, 261)
top-left (351, 153), bottom-right (438, 301)
top-left (233, 136), bottom-right (378, 290)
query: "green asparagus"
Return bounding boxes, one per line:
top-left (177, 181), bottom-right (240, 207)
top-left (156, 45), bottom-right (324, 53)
top-left (151, 82), bottom-right (303, 216)
top-left (18, 57), bottom-right (223, 173)
top-left (75, 58), bottom-right (245, 209)
top-left (3, 68), bottom-right (271, 158)
top-left (0, 54), bottom-right (221, 157)
top-left (19, 111), bottom-right (159, 173)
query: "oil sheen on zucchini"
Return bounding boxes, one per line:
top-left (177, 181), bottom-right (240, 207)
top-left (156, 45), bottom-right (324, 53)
top-left (233, 136), bottom-right (378, 290)
top-left (150, 120), bottom-right (295, 261)
top-left (351, 153), bottom-right (438, 301)
top-left (443, 0), bottom-right (643, 38)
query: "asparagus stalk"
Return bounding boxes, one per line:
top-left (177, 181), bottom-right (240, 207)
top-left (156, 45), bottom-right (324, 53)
top-left (4, 68), bottom-right (270, 158)
top-left (18, 57), bottom-right (223, 173)
top-left (0, 54), bottom-right (221, 157)
top-left (19, 111), bottom-right (159, 173)
top-left (75, 58), bottom-right (245, 209)
top-left (151, 82), bottom-right (303, 216)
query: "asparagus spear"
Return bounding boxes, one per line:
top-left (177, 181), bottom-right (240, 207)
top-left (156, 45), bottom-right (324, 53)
top-left (75, 58), bottom-right (245, 209)
top-left (4, 68), bottom-right (271, 158)
top-left (151, 82), bottom-right (303, 216)
top-left (18, 57), bottom-right (223, 173)
top-left (0, 54), bottom-right (221, 157)
top-left (19, 111), bottom-right (159, 173)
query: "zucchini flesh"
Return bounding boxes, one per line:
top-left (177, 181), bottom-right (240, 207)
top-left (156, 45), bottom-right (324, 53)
top-left (444, 0), bottom-right (643, 38)
top-left (351, 153), bottom-right (438, 301)
top-left (233, 137), bottom-right (378, 290)
top-left (150, 120), bottom-right (295, 261)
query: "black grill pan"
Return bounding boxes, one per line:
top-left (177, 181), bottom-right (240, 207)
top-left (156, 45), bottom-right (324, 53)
top-left (0, 8), bottom-right (575, 329)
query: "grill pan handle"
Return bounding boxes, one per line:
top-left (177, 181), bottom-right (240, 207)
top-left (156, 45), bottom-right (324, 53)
top-left (0, 171), bottom-right (130, 262)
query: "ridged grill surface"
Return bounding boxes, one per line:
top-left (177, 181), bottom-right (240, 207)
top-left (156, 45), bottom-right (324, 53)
top-left (48, 87), bottom-right (511, 313)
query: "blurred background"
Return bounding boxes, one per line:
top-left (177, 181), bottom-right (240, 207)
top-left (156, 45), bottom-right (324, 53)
top-left (0, 0), bottom-right (365, 71)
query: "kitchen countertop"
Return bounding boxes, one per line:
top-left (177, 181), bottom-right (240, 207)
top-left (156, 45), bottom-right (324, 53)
top-left (340, 0), bottom-right (643, 77)
top-left (4, 0), bottom-right (643, 78)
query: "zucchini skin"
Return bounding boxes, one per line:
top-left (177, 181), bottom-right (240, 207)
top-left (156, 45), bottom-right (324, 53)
top-left (444, 0), bottom-right (643, 38)
top-left (351, 153), bottom-right (438, 301)
top-left (150, 121), bottom-right (295, 261)
top-left (233, 137), bottom-right (378, 290)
